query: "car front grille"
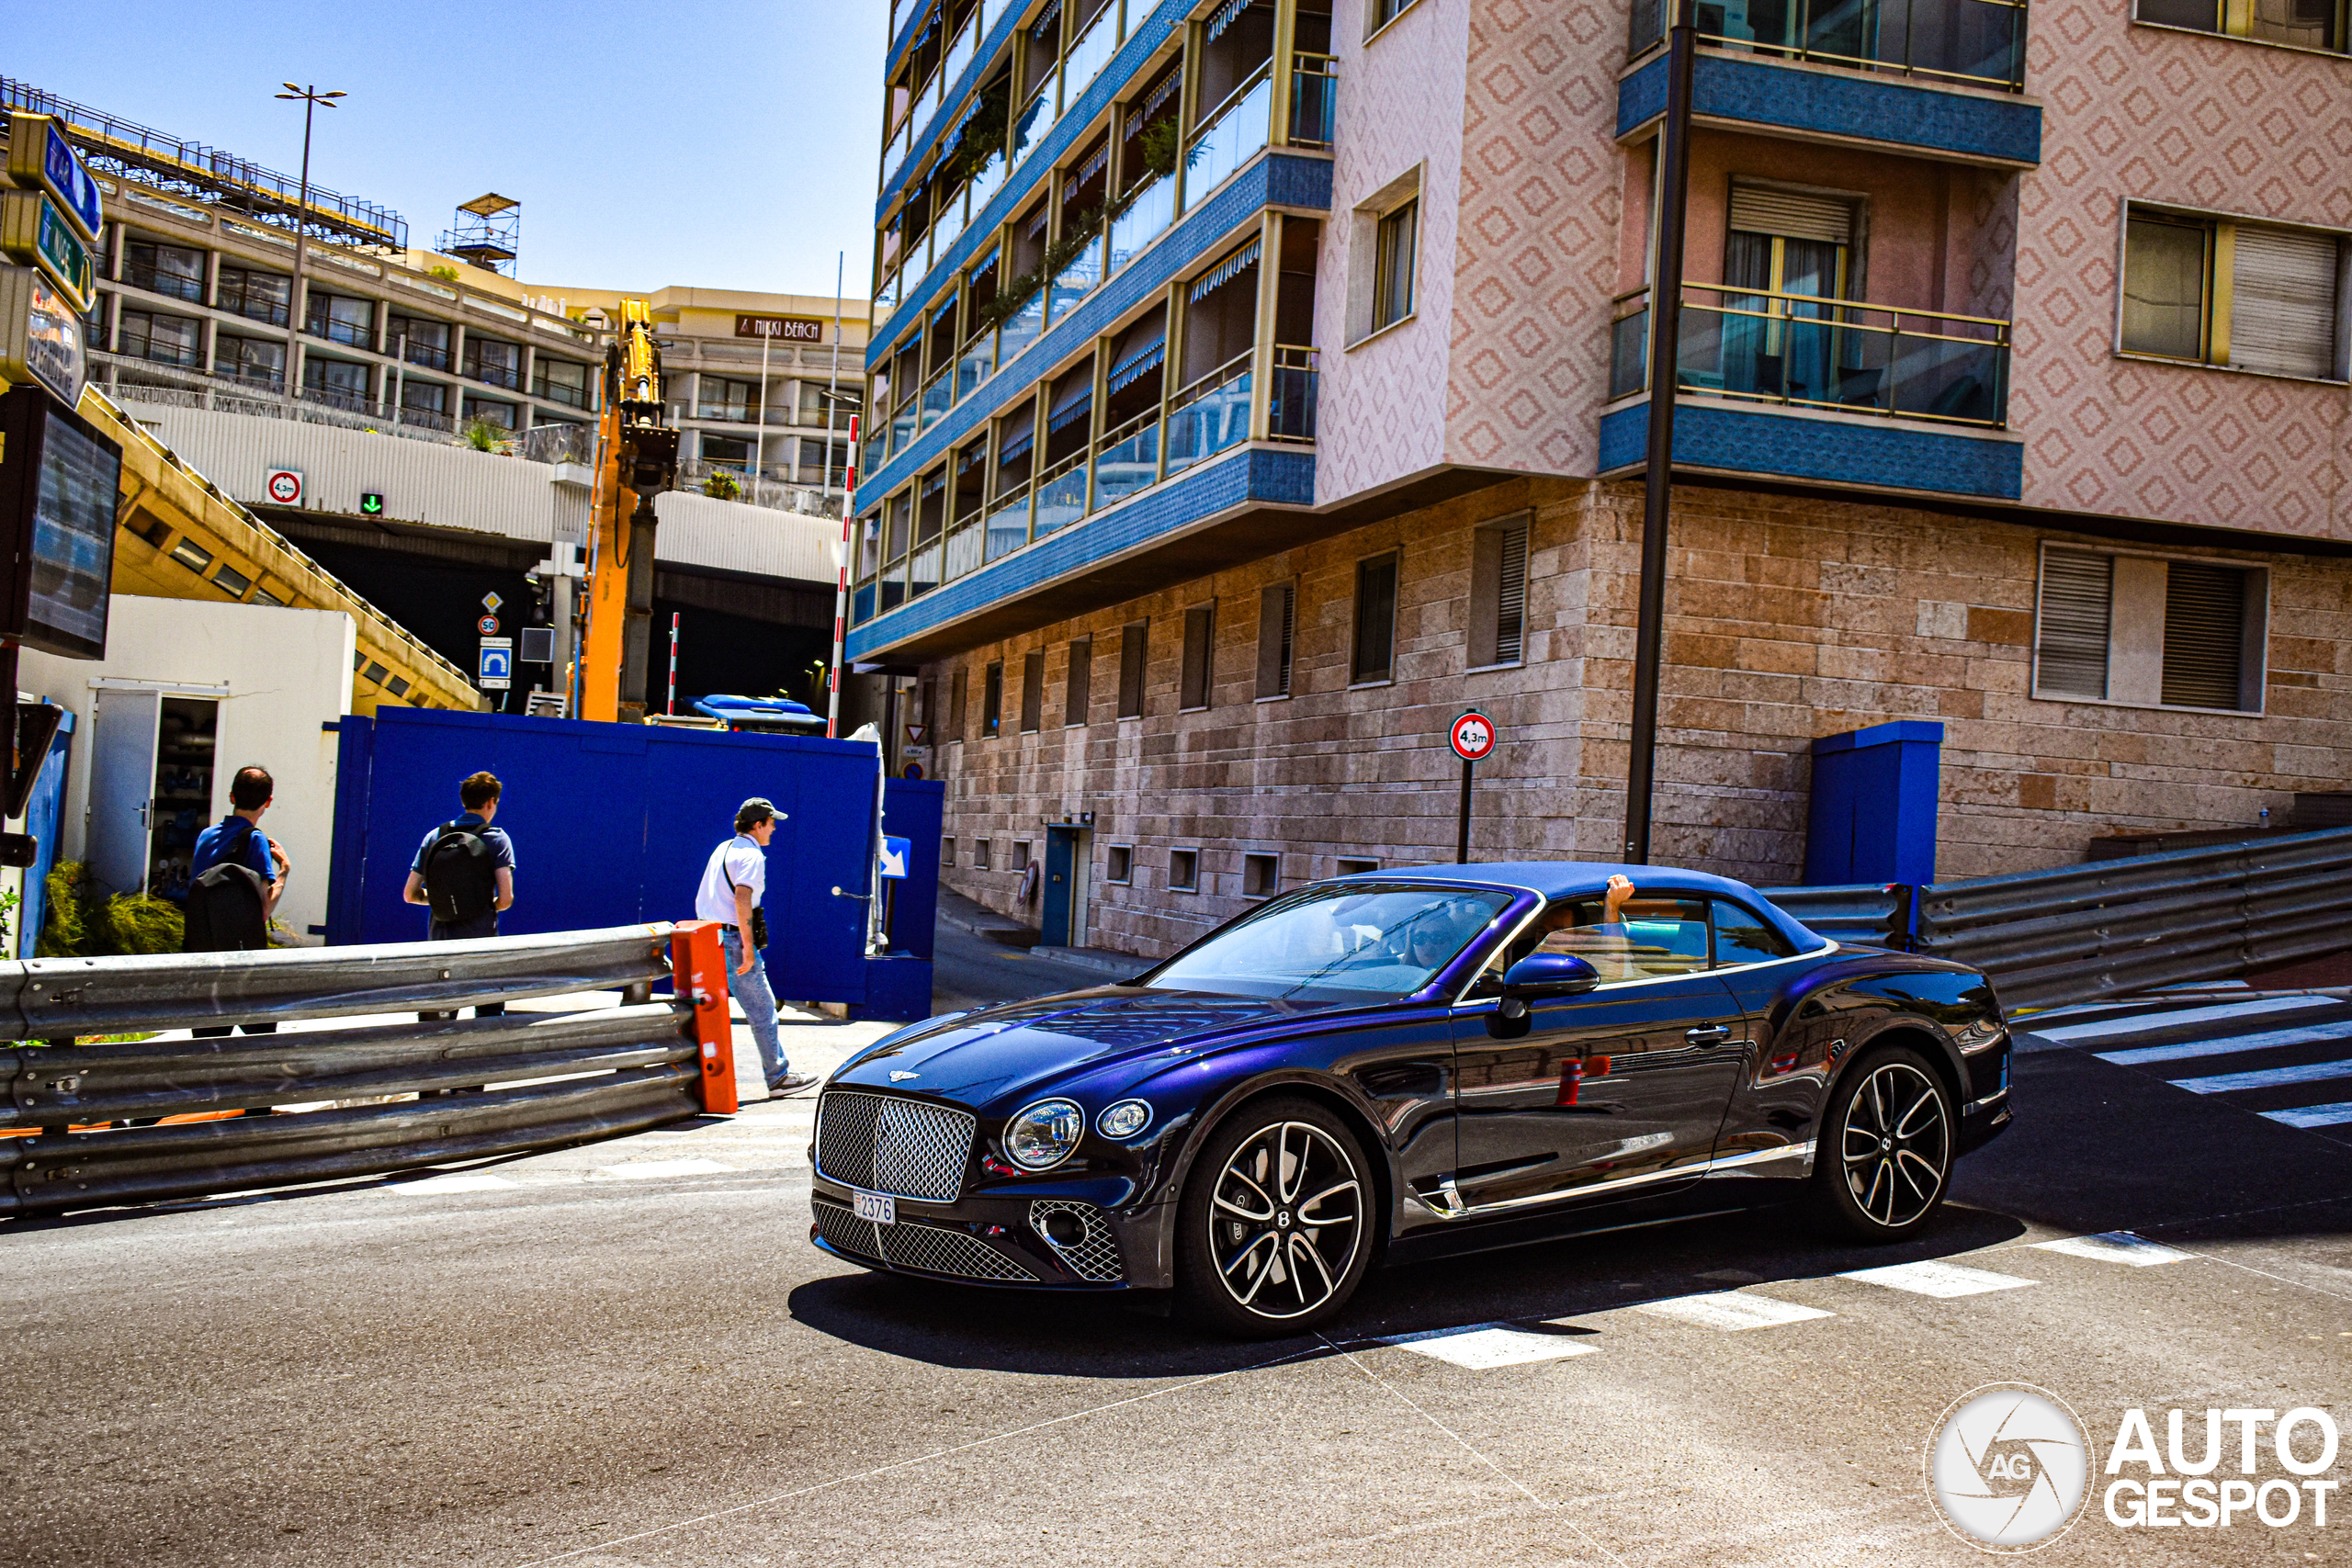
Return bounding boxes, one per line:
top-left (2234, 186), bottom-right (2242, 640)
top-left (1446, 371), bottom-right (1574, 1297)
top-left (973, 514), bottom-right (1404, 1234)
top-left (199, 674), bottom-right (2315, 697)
top-left (816, 1090), bottom-right (975, 1201)
top-left (810, 1198), bottom-right (1036, 1282)
top-left (1029, 1200), bottom-right (1124, 1283)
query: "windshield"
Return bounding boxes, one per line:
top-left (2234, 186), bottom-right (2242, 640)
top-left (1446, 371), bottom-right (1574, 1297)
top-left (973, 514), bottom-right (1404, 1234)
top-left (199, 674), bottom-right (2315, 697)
top-left (1143, 884), bottom-right (1516, 1003)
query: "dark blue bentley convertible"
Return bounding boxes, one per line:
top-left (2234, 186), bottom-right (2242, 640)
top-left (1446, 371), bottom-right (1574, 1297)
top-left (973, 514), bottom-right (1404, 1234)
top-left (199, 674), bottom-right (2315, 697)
top-left (808, 863), bottom-right (2013, 1336)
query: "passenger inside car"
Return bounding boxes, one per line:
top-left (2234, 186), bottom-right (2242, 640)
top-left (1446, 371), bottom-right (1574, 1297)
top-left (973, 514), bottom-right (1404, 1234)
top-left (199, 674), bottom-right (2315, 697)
top-left (1523, 875), bottom-right (1713, 984)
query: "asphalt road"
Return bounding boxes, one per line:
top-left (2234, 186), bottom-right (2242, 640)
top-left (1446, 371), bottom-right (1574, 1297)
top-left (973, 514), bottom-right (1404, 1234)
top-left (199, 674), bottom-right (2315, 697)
top-left (6, 984), bottom-right (2352, 1567)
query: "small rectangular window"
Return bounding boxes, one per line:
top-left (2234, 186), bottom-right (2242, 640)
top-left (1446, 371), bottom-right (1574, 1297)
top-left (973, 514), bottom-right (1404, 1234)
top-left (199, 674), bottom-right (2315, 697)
top-left (983, 660), bottom-right (1004, 737)
top-left (1369, 0), bottom-right (1419, 31)
top-left (949, 667), bottom-right (968, 741)
top-left (1242, 853), bottom-right (1279, 897)
top-left (1351, 553), bottom-right (1398, 683)
top-left (171, 539), bottom-right (214, 574)
top-left (1256, 582), bottom-right (1295, 698)
top-left (976, 840), bottom-right (993, 870)
top-left (2123, 216), bottom-right (2211, 361)
top-left (1065, 637), bottom-right (1091, 726)
top-left (212, 563), bottom-right (253, 597)
top-left (1373, 201), bottom-right (1418, 332)
top-left (2034, 548), bottom-right (2113, 700)
top-left (2122, 209), bottom-right (2346, 379)
top-left (1013, 840), bottom-right (1032, 872)
top-left (2032, 544), bottom-right (2266, 712)
top-left (942, 836), bottom-right (957, 866)
top-left (1118, 620), bottom-right (1148, 717)
top-left (1469, 514), bottom-right (1530, 668)
top-left (1020, 650), bottom-right (1045, 732)
top-left (1181, 604), bottom-right (1215, 709)
top-left (1106, 844), bottom-right (1133, 884)
top-left (1169, 848), bottom-right (1199, 892)
top-left (1336, 856), bottom-right (1379, 876)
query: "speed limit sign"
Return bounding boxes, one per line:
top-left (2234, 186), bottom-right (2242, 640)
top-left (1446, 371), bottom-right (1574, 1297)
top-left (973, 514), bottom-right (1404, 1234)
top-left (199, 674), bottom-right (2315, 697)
top-left (1449, 710), bottom-right (1497, 763)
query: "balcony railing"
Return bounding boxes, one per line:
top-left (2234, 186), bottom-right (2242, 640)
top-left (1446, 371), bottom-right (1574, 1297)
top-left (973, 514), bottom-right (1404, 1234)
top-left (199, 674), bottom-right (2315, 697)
top-left (535, 378), bottom-right (589, 409)
top-left (1607, 284), bottom-right (2010, 426)
top-left (1184, 63), bottom-right (1273, 212)
top-left (1011, 79), bottom-right (1055, 174)
top-left (1065, 3), bottom-right (1120, 97)
top-left (1631, 0), bottom-right (2028, 91)
top-left (1268, 345), bottom-right (1319, 443)
top-left (984, 480), bottom-right (1031, 564)
top-left (1166, 353), bottom-right (1254, 474)
top-left (305, 315), bottom-right (377, 352)
top-left (1033, 448), bottom-right (1089, 538)
top-left (1108, 175), bottom-right (1175, 275)
top-left (695, 402), bottom-right (759, 423)
top-left (1046, 233), bottom-right (1103, 325)
top-left (919, 365), bottom-right (955, 432)
top-left (398, 339), bottom-right (452, 370)
top-left (1290, 53), bottom-right (1338, 148)
top-left (124, 261), bottom-right (204, 303)
top-left (945, 509), bottom-right (984, 578)
top-left (469, 360), bottom-right (524, 390)
top-left (219, 291), bottom-right (291, 327)
top-left (1091, 411), bottom-right (1159, 511)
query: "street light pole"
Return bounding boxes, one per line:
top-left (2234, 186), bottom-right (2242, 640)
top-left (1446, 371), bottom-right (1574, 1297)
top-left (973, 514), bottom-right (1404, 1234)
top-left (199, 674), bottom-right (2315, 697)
top-left (823, 250), bottom-right (844, 510)
top-left (274, 85), bottom-right (345, 415)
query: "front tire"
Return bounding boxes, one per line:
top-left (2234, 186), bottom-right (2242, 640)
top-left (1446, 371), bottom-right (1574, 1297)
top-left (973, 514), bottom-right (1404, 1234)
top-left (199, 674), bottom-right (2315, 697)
top-left (1174, 1097), bottom-right (1373, 1338)
top-left (1809, 1044), bottom-right (1954, 1242)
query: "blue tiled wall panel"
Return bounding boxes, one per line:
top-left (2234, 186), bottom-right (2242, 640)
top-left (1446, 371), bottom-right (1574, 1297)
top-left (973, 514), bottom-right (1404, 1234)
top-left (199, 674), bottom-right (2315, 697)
top-left (878, 2), bottom-right (1034, 217)
top-left (862, 152), bottom-right (1326, 500)
top-left (847, 447), bottom-right (1314, 657)
top-left (1597, 400), bottom-right (2025, 500)
top-left (1615, 53), bottom-right (2041, 165)
top-left (875, 0), bottom-right (1194, 362)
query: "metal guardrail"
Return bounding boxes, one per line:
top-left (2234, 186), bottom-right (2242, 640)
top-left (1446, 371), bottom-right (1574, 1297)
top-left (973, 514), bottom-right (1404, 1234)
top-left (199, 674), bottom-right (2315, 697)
top-left (0, 923), bottom-right (742, 1216)
top-left (1764, 826), bottom-right (2352, 1012)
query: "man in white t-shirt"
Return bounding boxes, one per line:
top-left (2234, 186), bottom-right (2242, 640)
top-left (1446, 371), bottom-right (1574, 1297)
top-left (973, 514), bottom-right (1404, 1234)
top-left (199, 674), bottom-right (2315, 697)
top-left (695, 797), bottom-right (813, 1096)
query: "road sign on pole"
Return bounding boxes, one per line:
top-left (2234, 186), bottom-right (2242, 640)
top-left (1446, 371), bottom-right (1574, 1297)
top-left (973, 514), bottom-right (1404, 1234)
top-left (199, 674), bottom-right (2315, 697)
top-left (1449, 710), bottom-right (1498, 864)
top-left (479, 637), bottom-right (513, 690)
top-left (6, 115), bottom-right (103, 243)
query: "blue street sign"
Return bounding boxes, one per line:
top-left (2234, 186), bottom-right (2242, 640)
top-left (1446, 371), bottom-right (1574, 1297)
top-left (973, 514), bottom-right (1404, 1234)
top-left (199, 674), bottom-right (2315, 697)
top-left (478, 637), bottom-right (513, 690)
top-left (38, 120), bottom-right (102, 242)
top-left (877, 836), bottom-right (910, 880)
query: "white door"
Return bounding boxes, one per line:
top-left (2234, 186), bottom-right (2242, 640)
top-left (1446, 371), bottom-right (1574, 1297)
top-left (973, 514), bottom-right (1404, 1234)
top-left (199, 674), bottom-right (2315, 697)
top-left (88, 688), bottom-right (162, 897)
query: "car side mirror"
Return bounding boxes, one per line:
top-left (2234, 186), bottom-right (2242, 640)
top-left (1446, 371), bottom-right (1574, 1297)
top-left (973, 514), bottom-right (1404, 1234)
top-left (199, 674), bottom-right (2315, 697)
top-left (1501, 952), bottom-right (1600, 998)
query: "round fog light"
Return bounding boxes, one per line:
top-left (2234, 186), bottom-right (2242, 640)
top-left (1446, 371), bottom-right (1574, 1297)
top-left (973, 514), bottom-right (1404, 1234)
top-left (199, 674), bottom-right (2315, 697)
top-left (1097, 1099), bottom-right (1152, 1139)
top-left (1039, 1210), bottom-right (1086, 1247)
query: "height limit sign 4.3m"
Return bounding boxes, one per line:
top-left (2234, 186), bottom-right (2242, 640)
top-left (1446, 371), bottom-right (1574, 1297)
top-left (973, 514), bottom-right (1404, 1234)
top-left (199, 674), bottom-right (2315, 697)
top-left (1449, 710), bottom-right (1497, 864)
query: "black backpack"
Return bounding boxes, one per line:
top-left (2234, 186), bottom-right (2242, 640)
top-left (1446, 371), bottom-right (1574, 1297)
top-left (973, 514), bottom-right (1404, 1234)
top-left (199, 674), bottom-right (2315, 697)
top-left (422, 822), bottom-right (499, 922)
top-left (184, 822), bottom-right (270, 953)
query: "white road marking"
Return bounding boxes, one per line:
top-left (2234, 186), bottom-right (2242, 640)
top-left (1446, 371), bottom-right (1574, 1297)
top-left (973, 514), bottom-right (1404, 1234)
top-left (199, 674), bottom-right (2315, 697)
top-left (1839, 1260), bottom-right (2036, 1298)
top-left (2030, 1232), bottom-right (2192, 1266)
top-left (2030, 995), bottom-right (2336, 1043)
top-left (594, 1158), bottom-right (739, 1179)
top-left (1383, 1324), bottom-right (1599, 1369)
top-left (2170, 1058), bottom-right (2352, 1095)
top-left (2100, 1021), bottom-right (2352, 1067)
top-left (1634, 1291), bottom-right (1834, 1331)
top-left (2264, 1101), bottom-right (2352, 1129)
top-left (389, 1173), bottom-right (517, 1194)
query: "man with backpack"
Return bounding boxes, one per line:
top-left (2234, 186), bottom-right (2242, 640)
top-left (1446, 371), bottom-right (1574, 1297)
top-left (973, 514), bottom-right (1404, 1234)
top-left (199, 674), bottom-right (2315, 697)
top-left (695, 797), bottom-right (813, 1097)
top-left (185, 765), bottom-right (289, 1039)
top-left (403, 771), bottom-right (515, 1020)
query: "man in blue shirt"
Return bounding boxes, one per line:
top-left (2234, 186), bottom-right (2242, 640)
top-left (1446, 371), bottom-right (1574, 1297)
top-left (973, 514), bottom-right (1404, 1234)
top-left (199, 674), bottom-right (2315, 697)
top-left (404, 771), bottom-right (515, 1020)
top-left (189, 766), bottom-right (288, 1039)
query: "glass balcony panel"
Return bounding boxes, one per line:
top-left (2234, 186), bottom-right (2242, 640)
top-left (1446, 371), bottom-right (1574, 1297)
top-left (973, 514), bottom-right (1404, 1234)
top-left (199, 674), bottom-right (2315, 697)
top-left (910, 540), bottom-right (942, 599)
top-left (1108, 176), bottom-right (1175, 275)
top-left (998, 286), bottom-right (1046, 364)
top-left (1289, 54), bottom-right (1338, 149)
top-left (1267, 347), bottom-right (1317, 442)
top-left (1047, 233), bottom-right (1102, 324)
top-left (1065, 5), bottom-right (1120, 97)
top-left (853, 581), bottom-right (877, 626)
top-left (1033, 452), bottom-right (1089, 536)
top-left (1697, 0), bottom-right (2027, 90)
top-left (1091, 415), bottom-right (1160, 510)
top-left (985, 484), bottom-right (1032, 560)
top-left (932, 185), bottom-right (969, 260)
top-left (881, 573), bottom-right (908, 613)
top-left (944, 14), bottom-right (977, 87)
top-left (1182, 69), bottom-right (1272, 211)
top-left (957, 340), bottom-right (994, 401)
top-left (1608, 309), bottom-right (1649, 400)
top-left (876, 268), bottom-right (902, 323)
top-left (1165, 360), bottom-right (1252, 474)
top-left (889, 398), bottom-right (920, 455)
top-left (919, 367), bottom-right (954, 431)
top-left (969, 150), bottom-right (1007, 212)
top-left (945, 516), bottom-right (983, 580)
top-left (1011, 79), bottom-right (1056, 171)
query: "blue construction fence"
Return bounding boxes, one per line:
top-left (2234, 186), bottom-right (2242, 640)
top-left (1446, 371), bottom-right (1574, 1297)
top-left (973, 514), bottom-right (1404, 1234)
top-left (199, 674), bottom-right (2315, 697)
top-left (323, 709), bottom-right (941, 1021)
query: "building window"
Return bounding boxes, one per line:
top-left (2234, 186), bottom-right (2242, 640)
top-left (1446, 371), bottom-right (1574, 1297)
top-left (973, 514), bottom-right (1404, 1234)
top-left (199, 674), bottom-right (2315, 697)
top-left (1336, 856), bottom-right (1379, 876)
top-left (1242, 853), bottom-right (1279, 897)
top-left (698, 375), bottom-right (759, 423)
top-left (1469, 513), bottom-right (1531, 669)
top-left (388, 314), bottom-right (451, 369)
top-left (213, 333), bottom-right (286, 389)
top-left (1349, 169), bottom-right (1423, 344)
top-left (400, 380), bottom-right (448, 426)
top-left (305, 291), bottom-right (375, 350)
top-left (1368, 0), bottom-right (1421, 34)
top-left (1351, 552), bottom-right (1398, 683)
top-left (943, 835), bottom-right (956, 866)
top-left (2031, 545), bottom-right (2267, 713)
top-left (535, 357), bottom-right (591, 408)
top-left (2121, 209), bottom-right (2346, 381)
top-left (983, 660), bottom-right (1004, 736)
top-left (304, 356), bottom-right (370, 407)
top-left (1118, 620), bottom-right (1148, 717)
top-left (976, 839), bottom-right (992, 870)
top-left (1181, 604), bottom-right (1215, 710)
top-left (463, 396), bottom-right (518, 429)
top-left (1106, 844), bottom-right (1133, 884)
top-left (1169, 849), bottom-right (1199, 892)
top-left (216, 265), bottom-right (291, 326)
top-left (118, 308), bottom-right (201, 368)
top-left (1020, 650), bottom-right (1046, 732)
top-left (1013, 840), bottom-right (1033, 872)
top-left (1255, 581), bottom-right (1295, 699)
top-left (949, 666), bottom-right (968, 741)
top-left (465, 336), bottom-right (524, 390)
top-left (1065, 637), bottom-right (1091, 726)
top-left (1373, 201), bottom-right (1419, 332)
top-left (2136, 0), bottom-right (2344, 51)
top-left (124, 239), bottom-right (204, 302)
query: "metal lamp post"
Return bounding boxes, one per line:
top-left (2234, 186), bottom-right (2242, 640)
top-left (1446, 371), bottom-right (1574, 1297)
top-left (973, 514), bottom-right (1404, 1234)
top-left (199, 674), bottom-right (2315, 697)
top-left (274, 83), bottom-right (345, 415)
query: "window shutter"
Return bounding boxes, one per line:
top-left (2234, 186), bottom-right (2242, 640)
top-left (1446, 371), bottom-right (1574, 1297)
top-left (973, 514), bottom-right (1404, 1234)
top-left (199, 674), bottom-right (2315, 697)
top-left (1182, 605), bottom-right (1215, 709)
top-left (949, 668), bottom-right (967, 741)
top-left (2160, 562), bottom-right (2248, 710)
top-left (1118, 622), bottom-right (1148, 717)
top-left (2035, 548), bottom-right (2112, 699)
top-left (2230, 226), bottom-right (2338, 380)
top-left (1065, 637), bottom-right (1091, 726)
top-left (1495, 521), bottom-right (1529, 665)
top-left (1256, 583), bottom-right (1295, 698)
top-left (1020, 651), bottom-right (1045, 731)
top-left (1728, 186), bottom-right (1855, 245)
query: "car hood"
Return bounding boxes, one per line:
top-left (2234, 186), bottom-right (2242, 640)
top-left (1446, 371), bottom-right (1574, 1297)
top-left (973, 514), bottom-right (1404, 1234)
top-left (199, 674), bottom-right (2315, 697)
top-left (831, 987), bottom-right (1340, 1107)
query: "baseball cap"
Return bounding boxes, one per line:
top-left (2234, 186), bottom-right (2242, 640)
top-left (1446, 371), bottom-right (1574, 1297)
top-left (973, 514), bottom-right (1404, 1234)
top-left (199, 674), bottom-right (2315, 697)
top-left (735, 796), bottom-right (786, 830)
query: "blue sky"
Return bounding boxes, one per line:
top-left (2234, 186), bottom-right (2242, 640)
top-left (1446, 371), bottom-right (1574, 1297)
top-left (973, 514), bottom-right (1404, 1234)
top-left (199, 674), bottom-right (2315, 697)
top-left (12, 0), bottom-right (888, 299)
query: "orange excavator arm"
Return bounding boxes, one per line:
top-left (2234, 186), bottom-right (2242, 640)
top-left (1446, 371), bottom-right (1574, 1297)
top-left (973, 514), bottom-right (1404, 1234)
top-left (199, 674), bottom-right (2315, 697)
top-left (582, 299), bottom-right (677, 723)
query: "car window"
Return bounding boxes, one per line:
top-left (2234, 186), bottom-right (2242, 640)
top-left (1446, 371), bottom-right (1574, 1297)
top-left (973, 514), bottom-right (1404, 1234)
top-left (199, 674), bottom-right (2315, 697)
top-left (1144, 885), bottom-right (1514, 1003)
top-left (1712, 899), bottom-right (1797, 965)
top-left (1535, 895), bottom-right (1712, 985)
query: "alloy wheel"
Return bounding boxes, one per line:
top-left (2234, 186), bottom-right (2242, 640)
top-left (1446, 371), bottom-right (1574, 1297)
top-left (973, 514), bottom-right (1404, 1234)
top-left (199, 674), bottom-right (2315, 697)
top-left (1841, 1060), bottom-right (1950, 1228)
top-left (1209, 1120), bottom-right (1363, 1320)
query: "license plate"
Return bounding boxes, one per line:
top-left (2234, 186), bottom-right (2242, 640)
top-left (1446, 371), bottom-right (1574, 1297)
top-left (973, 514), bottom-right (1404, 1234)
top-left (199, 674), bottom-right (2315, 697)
top-left (852, 1190), bottom-right (896, 1225)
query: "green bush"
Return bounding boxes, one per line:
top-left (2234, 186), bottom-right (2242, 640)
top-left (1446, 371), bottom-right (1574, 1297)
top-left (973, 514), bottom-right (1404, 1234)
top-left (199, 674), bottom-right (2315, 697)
top-left (38, 862), bottom-right (90, 956)
top-left (36, 865), bottom-right (185, 955)
top-left (98, 895), bottom-right (185, 955)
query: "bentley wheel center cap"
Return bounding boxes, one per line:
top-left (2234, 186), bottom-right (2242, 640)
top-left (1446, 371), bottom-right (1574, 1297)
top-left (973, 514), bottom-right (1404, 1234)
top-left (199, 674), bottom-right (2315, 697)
top-left (1276, 1211), bottom-right (1292, 1229)
top-left (1879, 1136), bottom-right (1894, 1154)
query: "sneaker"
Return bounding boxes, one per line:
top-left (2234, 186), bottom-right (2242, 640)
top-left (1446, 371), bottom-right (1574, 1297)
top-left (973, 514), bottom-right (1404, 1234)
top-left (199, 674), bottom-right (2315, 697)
top-left (767, 1073), bottom-right (819, 1096)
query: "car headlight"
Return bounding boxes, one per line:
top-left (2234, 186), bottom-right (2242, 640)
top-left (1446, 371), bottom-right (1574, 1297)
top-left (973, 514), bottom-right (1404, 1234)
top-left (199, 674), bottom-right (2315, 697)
top-left (1003, 1099), bottom-right (1085, 1170)
top-left (1096, 1099), bottom-right (1152, 1139)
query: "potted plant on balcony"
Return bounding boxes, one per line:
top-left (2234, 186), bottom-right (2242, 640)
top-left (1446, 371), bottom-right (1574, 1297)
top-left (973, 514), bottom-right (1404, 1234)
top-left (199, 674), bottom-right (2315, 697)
top-left (704, 468), bottom-right (742, 502)
top-left (461, 417), bottom-right (510, 454)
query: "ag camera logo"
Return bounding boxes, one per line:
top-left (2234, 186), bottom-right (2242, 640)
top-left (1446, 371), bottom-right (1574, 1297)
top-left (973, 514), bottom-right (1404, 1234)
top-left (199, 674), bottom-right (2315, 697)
top-left (1927, 1383), bottom-right (2090, 1551)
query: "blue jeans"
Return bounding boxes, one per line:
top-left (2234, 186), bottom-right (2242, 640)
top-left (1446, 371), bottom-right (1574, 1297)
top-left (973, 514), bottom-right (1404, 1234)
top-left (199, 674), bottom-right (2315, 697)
top-left (722, 925), bottom-right (788, 1085)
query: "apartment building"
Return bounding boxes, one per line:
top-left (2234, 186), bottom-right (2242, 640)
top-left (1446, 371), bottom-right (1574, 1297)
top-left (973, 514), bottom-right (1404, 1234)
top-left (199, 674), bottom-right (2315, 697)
top-left (849, 0), bottom-right (2347, 957)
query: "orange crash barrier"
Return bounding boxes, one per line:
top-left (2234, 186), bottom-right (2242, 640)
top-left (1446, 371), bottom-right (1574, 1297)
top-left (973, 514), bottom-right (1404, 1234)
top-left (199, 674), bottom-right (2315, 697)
top-left (670, 920), bottom-right (739, 1115)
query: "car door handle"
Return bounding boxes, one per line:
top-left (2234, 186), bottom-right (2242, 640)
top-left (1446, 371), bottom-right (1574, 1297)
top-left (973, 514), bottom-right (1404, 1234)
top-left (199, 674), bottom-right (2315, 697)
top-left (1685, 1023), bottom-right (1733, 1046)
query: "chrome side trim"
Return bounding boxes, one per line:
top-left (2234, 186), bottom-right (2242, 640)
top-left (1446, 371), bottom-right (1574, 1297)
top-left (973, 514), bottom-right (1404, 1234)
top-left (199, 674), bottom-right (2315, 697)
top-left (1963, 1087), bottom-right (2010, 1117)
top-left (1408, 1140), bottom-right (1817, 1220)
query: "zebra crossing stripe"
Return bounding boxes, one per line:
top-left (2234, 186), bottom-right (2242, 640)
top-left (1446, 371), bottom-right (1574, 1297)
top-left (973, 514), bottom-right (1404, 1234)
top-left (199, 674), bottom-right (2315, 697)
top-left (389, 1172), bottom-right (517, 1194)
top-left (1838, 1260), bottom-right (2036, 1298)
top-left (2099, 1020), bottom-right (2352, 1067)
top-left (1634, 1291), bottom-right (1834, 1330)
top-left (2030, 995), bottom-right (2336, 1043)
top-left (2030, 1232), bottom-right (2192, 1266)
top-left (1382, 1324), bottom-right (1598, 1368)
top-left (594, 1158), bottom-right (739, 1179)
top-left (2263, 1101), bottom-right (2352, 1129)
top-left (2169, 1058), bottom-right (2352, 1095)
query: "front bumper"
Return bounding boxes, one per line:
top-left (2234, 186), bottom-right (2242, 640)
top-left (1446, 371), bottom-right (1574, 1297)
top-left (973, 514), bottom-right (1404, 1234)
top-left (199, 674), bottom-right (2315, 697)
top-left (808, 1171), bottom-right (1171, 1291)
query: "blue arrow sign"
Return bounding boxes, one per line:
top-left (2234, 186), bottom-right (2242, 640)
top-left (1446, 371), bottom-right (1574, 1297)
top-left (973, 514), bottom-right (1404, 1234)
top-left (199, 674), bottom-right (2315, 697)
top-left (878, 836), bottom-right (910, 880)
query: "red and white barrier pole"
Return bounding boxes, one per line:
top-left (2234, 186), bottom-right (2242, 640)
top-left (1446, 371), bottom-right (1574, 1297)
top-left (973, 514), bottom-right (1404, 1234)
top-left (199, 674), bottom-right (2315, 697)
top-left (825, 413), bottom-right (860, 739)
top-left (666, 611), bottom-right (679, 716)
